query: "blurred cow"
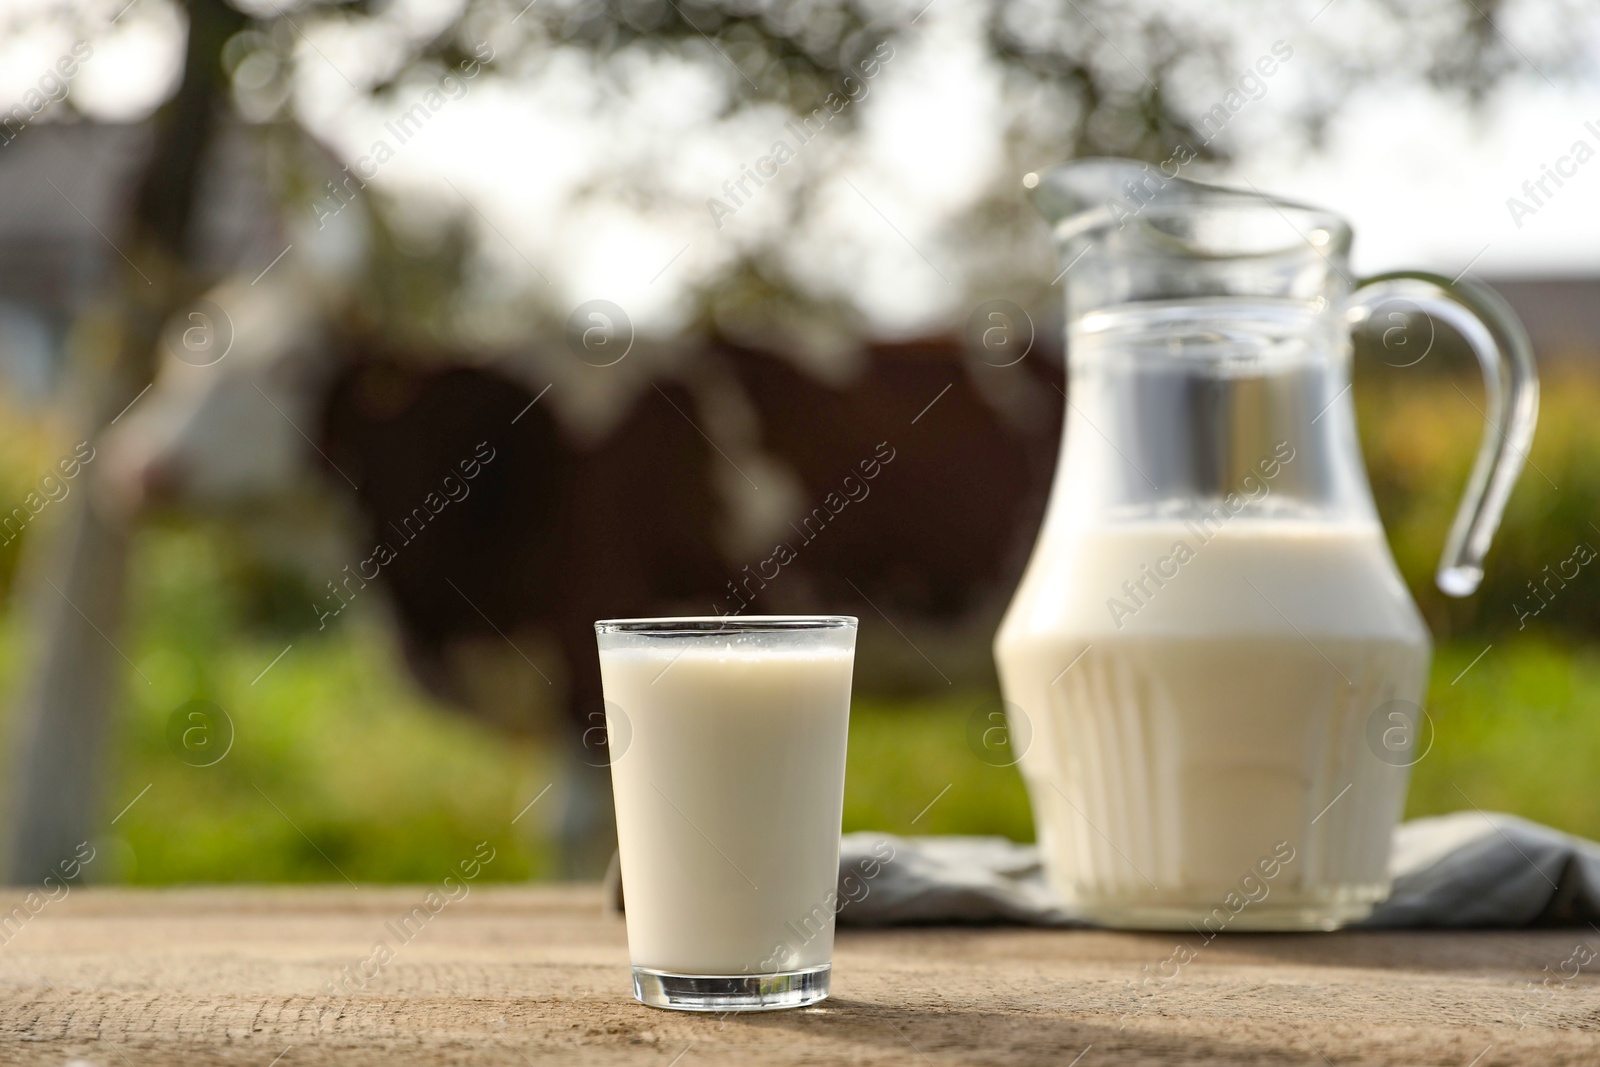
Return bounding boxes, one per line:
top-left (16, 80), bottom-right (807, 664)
top-left (101, 270), bottom-right (1064, 873)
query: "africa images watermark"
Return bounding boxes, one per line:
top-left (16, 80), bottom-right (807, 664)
top-left (1136, 840), bottom-right (1298, 993)
top-left (0, 441), bottom-right (97, 547)
top-left (1518, 939), bottom-right (1599, 1029)
top-left (1105, 440), bottom-right (1296, 630)
top-left (757, 837), bottom-right (896, 974)
top-left (322, 840), bottom-right (496, 997)
top-left (0, 841), bottom-right (96, 950)
top-left (711, 440), bottom-right (897, 617)
top-left (0, 40), bottom-right (93, 147)
top-left (311, 42), bottom-right (495, 230)
top-left (1504, 116), bottom-right (1600, 230)
top-left (1513, 539), bottom-right (1594, 630)
top-left (1083, 40), bottom-right (1296, 229)
top-left (166, 699), bottom-right (235, 768)
top-left (313, 441), bottom-right (498, 629)
top-left (705, 40), bottom-right (895, 230)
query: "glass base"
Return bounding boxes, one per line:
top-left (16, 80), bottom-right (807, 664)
top-left (631, 964), bottom-right (830, 1012)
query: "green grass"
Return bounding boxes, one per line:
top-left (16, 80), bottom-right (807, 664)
top-left (0, 524), bottom-right (558, 885)
top-left (843, 693), bottom-right (1034, 841)
top-left (28, 591), bottom-right (1600, 887)
top-left (110, 630), bottom-right (554, 884)
top-left (2, 519), bottom-right (1597, 884)
top-left (1408, 638), bottom-right (1600, 832)
top-left (85, 627), bottom-right (1600, 885)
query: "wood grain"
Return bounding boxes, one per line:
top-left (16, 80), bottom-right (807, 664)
top-left (0, 885), bottom-right (1596, 1065)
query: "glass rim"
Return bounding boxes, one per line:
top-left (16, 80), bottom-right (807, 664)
top-left (594, 615), bottom-right (857, 636)
top-left (1027, 158), bottom-right (1354, 259)
top-left (1056, 203), bottom-right (1354, 262)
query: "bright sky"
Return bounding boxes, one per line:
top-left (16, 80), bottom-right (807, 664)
top-left (1240, 82), bottom-right (1600, 279)
top-left (2, 0), bottom-right (1599, 337)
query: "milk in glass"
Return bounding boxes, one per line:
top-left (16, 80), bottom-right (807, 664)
top-left (596, 617), bottom-right (856, 1010)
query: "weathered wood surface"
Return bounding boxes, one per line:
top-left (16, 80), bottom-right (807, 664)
top-left (0, 885), bottom-right (1596, 1065)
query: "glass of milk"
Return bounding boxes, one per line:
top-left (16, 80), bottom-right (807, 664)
top-left (594, 615), bottom-right (857, 1011)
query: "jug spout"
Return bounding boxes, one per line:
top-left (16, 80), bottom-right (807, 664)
top-left (1024, 157), bottom-right (1193, 238)
top-left (1026, 156), bottom-right (1359, 262)
top-left (1023, 157), bottom-right (1353, 316)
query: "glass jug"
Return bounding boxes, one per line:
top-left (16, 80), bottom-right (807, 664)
top-left (994, 158), bottom-right (1538, 930)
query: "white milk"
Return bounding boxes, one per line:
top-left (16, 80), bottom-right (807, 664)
top-left (599, 641), bottom-right (854, 974)
top-left (995, 520), bottom-right (1431, 929)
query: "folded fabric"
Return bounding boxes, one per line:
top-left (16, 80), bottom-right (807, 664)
top-left (835, 811), bottom-right (1600, 928)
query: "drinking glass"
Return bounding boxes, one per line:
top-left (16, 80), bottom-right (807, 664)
top-left (595, 616), bottom-right (857, 1011)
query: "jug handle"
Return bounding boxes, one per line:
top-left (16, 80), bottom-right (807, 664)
top-left (1346, 271), bottom-right (1539, 598)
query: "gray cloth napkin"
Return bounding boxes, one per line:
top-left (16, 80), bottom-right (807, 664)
top-left (835, 812), bottom-right (1600, 928)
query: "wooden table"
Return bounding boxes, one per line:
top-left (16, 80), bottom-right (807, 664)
top-left (1, 885), bottom-right (1597, 1065)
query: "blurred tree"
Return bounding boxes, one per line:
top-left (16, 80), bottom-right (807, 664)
top-left (6, 0), bottom-right (246, 882)
top-left (207, 0), bottom-right (1598, 344)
